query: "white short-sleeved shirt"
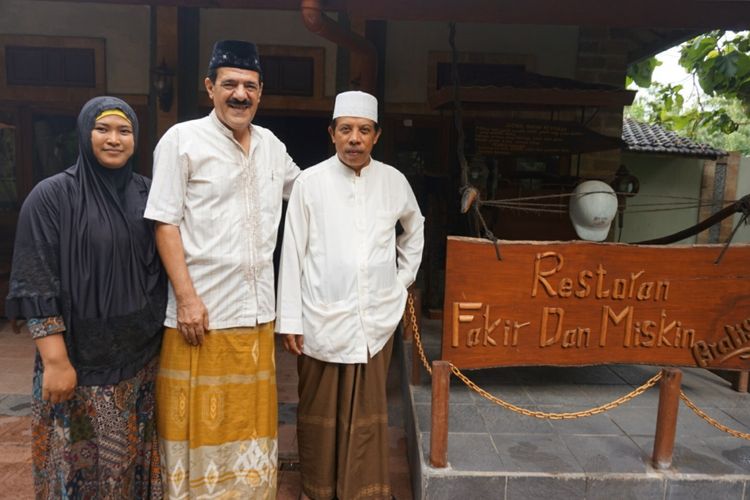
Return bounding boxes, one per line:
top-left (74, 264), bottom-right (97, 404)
top-left (145, 110), bottom-right (300, 329)
top-left (276, 155), bottom-right (425, 363)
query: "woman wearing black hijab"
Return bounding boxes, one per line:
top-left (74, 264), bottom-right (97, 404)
top-left (6, 96), bottom-right (166, 498)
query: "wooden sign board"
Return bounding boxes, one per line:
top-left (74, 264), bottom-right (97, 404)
top-left (473, 120), bottom-right (623, 156)
top-left (442, 237), bottom-right (750, 371)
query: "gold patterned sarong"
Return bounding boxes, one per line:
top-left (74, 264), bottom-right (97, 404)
top-left (156, 323), bottom-right (277, 499)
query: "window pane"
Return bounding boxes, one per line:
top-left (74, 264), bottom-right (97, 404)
top-left (262, 56), bottom-right (314, 97)
top-left (6, 46), bottom-right (96, 87)
top-left (32, 114), bottom-right (77, 184)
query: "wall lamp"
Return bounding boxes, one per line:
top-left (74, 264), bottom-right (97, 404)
top-left (611, 164), bottom-right (640, 198)
top-left (610, 164), bottom-right (640, 241)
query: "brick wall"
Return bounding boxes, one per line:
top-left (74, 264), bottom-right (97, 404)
top-left (575, 27), bottom-right (632, 179)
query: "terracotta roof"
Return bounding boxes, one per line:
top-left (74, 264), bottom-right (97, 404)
top-left (622, 118), bottom-right (726, 159)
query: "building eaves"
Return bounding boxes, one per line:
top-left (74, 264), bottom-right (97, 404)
top-left (622, 118), bottom-right (727, 159)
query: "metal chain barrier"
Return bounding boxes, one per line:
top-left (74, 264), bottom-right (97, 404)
top-left (408, 293), bottom-right (432, 375)
top-left (680, 391), bottom-right (750, 440)
top-left (452, 368), bottom-right (661, 420)
top-left (407, 293), bottom-right (662, 419)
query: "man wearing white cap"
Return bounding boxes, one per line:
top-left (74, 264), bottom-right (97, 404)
top-left (276, 91), bottom-right (424, 499)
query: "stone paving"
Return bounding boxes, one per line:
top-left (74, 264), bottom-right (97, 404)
top-left (0, 321), bottom-right (413, 499)
top-left (0, 321), bottom-right (34, 499)
top-left (402, 319), bottom-right (750, 500)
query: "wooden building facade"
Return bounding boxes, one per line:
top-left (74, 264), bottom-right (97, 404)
top-left (1, 0), bottom-right (748, 314)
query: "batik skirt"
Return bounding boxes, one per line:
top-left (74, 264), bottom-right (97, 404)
top-left (31, 355), bottom-right (162, 499)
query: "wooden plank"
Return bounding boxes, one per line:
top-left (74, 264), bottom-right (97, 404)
top-left (442, 237), bottom-right (750, 370)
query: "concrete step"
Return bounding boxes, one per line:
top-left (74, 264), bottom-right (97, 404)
top-left (400, 319), bottom-right (750, 500)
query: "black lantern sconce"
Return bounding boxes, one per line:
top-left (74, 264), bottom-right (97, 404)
top-left (610, 164), bottom-right (640, 240)
top-left (152, 59), bottom-right (175, 112)
top-left (611, 164), bottom-right (640, 198)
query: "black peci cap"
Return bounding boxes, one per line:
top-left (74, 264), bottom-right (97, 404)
top-left (208, 40), bottom-right (262, 75)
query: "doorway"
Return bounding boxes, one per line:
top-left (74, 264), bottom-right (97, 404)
top-left (253, 114), bottom-right (332, 169)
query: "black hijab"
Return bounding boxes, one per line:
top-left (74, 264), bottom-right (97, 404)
top-left (6, 96), bottom-right (166, 386)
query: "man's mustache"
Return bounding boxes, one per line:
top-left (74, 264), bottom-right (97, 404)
top-left (228, 98), bottom-right (251, 107)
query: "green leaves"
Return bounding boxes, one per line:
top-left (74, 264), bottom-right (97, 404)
top-left (626, 31), bottom-right (750, 153)
top-left (626, 57), bottom-right (662, 88)
top-left (679, 32), bottom-right (721, 70)
top-left (678, 31), bottom-right (750, 100)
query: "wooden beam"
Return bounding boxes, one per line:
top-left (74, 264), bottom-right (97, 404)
top-left (33, 0), bottom-right (345, 10)
top-left (177, 7), bottom-right (201, 121)
top-left (627, 30), bottom-right (703, 64)
top-left (31, 0), bottom-right (750, 29)
top-left (155, 6), bottom-right (179, 139)
top-left (346, 0), bottom-right (750, 30)
top-left (719, 152), bottom-right (741, 242)
top-left (428, 86), bottom-right (636, 110)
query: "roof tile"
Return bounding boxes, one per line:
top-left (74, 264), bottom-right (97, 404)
top-left (622, 118), bottom-right (726, 159)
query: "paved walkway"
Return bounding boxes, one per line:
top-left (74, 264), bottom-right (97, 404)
top-left (0, 321), bottom-right (413, 499)
top-left (0, 321), bottom-right (34, 499)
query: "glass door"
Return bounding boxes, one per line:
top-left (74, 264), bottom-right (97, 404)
top-left (0, 108), bottom-right (19, 317)
top-left (31, 112), bottom-right (78, 183)
top-left (0, 110), bottom-right (17, 212)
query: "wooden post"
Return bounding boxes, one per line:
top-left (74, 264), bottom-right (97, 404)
top-left (737, 371), bottom-right (749, 393)
top-left (154, 6), bottom-right (179, 139)
top-left (652, 368), bottom-right (682, 469)
top-left (430, 360), bottom-right (450, 468)
top-left (709, 369), bottom-right (749, 393)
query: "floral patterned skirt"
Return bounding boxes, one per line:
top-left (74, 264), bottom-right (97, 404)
top-left (31, 355), bottom-right (162, 499)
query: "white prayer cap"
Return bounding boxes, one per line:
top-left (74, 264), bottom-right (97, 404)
top-left (332, 91), bottom-right (378, 123)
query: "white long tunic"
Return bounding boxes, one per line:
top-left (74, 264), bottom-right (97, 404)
top-left (276, 155), bottom-right (424, 363)
top-left (144, 110), bottom-right (299, 329)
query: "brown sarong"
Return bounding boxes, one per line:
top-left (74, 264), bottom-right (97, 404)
top-left (297, 338), bottom-right (394, 500)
